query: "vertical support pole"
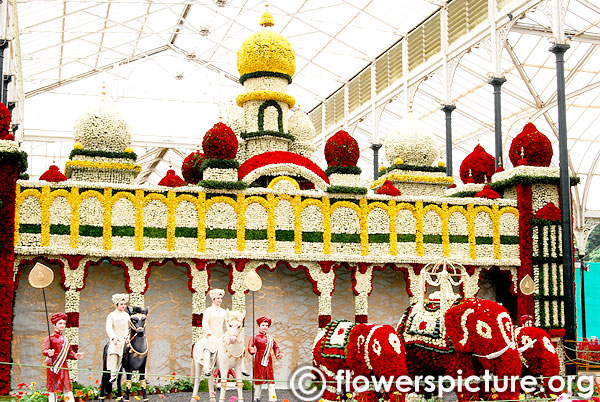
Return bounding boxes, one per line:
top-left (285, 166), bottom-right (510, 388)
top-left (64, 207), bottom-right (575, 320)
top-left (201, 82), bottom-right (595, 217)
top-left (0, 40), bottom-right (8, 104)
top-left (579, 252), bottom-right (587, 339)
top-left (441, 105), bottom-right (456, 177)
top-left (371, 143), bottom-right (382, 181)
top-left (488, 77), bottom-right (506, 169)
top-left (3, 74), bottom-right (11, 105)
top-left (550, 41), bottom-right (575, 375)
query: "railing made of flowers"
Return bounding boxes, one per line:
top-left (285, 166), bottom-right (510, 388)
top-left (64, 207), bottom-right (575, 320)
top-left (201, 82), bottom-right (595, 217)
top-left (576, 338), bottom-right (600, 371)
top-left (15, 184), bottom-right (519, 261)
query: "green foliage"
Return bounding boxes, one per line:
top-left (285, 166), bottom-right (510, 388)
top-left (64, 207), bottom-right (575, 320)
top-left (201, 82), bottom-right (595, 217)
top-left (241, 131), bottom-right (295, 142)
top-left (199, 180), bottom-right (248, 190)
top-left (69, 148), bottom-right (137, 160)
top-left (326, 185), bottom-right (368, 195)
top-left (325, 165), bottom-right (362, 176)
top-left (490, 175), bottom-right (580, 191)
top-left (200, 158), bottom-right (239, 171)
top-left (0, 149), bottom-right (28, 174)
top-left (239, 71), bottom-right (292, 84)
top-left (378, 163), bottom-right (446, 177)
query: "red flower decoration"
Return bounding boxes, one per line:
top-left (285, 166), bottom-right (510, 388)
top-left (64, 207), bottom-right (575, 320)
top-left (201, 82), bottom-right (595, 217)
top-left (158, 169), bottom-right (186, 187)
top-left (202, 122), bottom-right (238, 160)
top-left (475, 185), bottom-right (501, 199)
top-left (238, 151), bottom-right (329, 183)
top-left (459, 145), bottom-right (495, 184)
top-left (376, 179), bottom-right (401, 196)
top-left (509, 122), bottom-right (553, 167)
top-left (449, 183), bottom-right (457, 188)
top-left (535, 202), bottom-right (561, 220)
top-left (324, 130), bottom-right (360, 167)
top-left (0, 102), bottom-right (12, 140)
top-left (181, 151), bottom-right (206, 184)
top-left (39, 165), bottom-right (67, 182)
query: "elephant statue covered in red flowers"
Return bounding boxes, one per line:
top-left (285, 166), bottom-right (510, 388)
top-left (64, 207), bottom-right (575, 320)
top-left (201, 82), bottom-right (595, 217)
top-left (515, 325), bottom-right (560, 395)
top-left (397, 298), bottom-right (522, 401)
top-left (313, 320), bottom-right (407, 402)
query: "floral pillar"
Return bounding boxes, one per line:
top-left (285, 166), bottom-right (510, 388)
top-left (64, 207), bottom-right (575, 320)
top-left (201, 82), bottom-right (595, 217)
top-left (352, 263), bottom-right (373, 323)
top-left (0, 135), bottom-right (26, 392)
top-left (124, 258), bottom-right (151, 307)
top-left (229, 259), bottom-right (254, 312)
top-left (313, 262), bottom-right (336, 328)
top-left (188, 259), bottom-right (209, 342)
top-left (61, 255), bottom-right (87, 377)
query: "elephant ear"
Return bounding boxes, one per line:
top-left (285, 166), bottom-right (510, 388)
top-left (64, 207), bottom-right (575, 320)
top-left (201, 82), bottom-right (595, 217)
top-left (445, 300), bottom-right (477, 353)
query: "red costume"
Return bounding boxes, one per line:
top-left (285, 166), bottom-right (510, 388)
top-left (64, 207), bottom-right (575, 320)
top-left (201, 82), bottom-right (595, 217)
top-left (248, 317), bottom-right (281, 385)
top-left (42, 313), bottom-right (77, 392)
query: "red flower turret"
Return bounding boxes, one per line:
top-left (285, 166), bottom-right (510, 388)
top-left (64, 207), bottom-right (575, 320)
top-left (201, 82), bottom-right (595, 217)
top-left (459, 145), bottom-right (495, 184)
top-left (202, 122), bottom-right (238, 160)
top-left (40, 165), bottom-right (68, 182)
top-left (181, 151), bottom-right (206, 185)
top-left (509, 122), bottom-right (553, 167)
top-left (158, 169), bottom-right (186, 187)
top-left (376, 180), bottom-right (401, 196)
top-left (324, 130), bottom-right (359, 167)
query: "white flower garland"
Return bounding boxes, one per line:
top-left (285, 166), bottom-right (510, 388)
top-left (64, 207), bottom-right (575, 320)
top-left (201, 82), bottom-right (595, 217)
top-left (243, 76), bottom-right (289, 93)
top-left (328, 173), bottom-right (360, 187)
top-left (203, 168), bottom-right (238, 182)
top-left (0, 139), bottom-right (18, 153)
top-left (446, 183), bottom-right (484, 196)
top-left (245, 136), bottom-right (290, 157)
top-left (74, 100), bottom-right (131, 152)
top-left (288, 110), bottom-right (315, 142)
top-left (491, 165), bottom-right (559, 183)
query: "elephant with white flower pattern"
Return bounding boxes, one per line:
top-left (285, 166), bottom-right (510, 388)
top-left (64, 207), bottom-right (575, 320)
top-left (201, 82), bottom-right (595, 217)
top-left (397, 298), bottom-right (522, 401)
top-left (515, 324), bottom-right (560, 396)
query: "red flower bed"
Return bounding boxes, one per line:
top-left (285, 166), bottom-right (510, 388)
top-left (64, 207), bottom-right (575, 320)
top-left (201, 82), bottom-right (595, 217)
top-left (475, 185), bottom-right (500, 199)
top-left (39, 165), bottom-right (68, 182)
top-left (509, 122), bottom-right (553, 167)
top-left (377, 180), bottom-right (401, 196)
top-left (202, 122), bottom-right (238, 160)
top-left (158, 169), bottom-right (186, 187)
top-left (181, 151), bottom-right (206, 184)
top-left (459, 144), bottom-right (495, 184)
top-left (577, 338), bottom-right (600, 363)
top-left (324, 130), bottom-right (360, 167)
top-left (0, 102), bottom-right (12, 140)
top-left (535, 202), bottom-right (561, 220)
top-left (238, 151), bottom-right (329, 183)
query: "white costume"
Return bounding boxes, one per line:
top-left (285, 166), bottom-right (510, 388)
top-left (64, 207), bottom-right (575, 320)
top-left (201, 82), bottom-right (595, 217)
top-left (202, 289), bottom-right (226, 375)
top-left (106, 293), bottom-right (130, 382)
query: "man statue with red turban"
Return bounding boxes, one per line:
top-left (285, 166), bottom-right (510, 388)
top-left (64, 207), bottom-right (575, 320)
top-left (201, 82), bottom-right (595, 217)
top-left (248, 316), bottom-right (282, 402)
top-left (42, 312), bottom-right (84, 402)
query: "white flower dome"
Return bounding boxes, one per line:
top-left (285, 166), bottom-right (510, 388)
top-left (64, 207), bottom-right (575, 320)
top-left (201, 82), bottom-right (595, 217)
top-left (222, 103), bottom-right (245, 135)
top-left (384, 112), bottom-right (439, 166)
top-left (288, 109), bottom-right (316, 142)
top-left (74, 98), bottom-right (131, 152)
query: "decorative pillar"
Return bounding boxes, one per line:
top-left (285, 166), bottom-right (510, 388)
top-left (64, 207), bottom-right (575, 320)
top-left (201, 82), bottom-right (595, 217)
top-left (352, 263), bottom-right (373, 323)
top-left (61, 255), bottom-right (87, 377)
top-left (370, 143), bottom-right (382, 181)
top-left (488, 77), bottom-right (506, 169)
top-left (124, 258), bottom-right (152, 308)
top-left (230, 259), bottom-right (253, 312)
top-left (188, 259), bottom-right (209, 342)
top-left (550, 42), bottom-right (576, 374)
top-left (0, 138), bottom-right (25, 392)
top-left (314, 262), bottom-right (336, 328)
top-left (441, 105), bottom-right (456, 176)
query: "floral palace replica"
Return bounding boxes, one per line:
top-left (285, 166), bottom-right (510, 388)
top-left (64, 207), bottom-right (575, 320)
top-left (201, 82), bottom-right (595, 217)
top-left (0, 9), bottom-right (572, 402)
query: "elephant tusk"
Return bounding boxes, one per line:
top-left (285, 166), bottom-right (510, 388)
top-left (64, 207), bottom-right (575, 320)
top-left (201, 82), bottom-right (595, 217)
top-left (473, 342), bottom-right (514, 359)
top-left (517, 338), bottom-right (537, 353)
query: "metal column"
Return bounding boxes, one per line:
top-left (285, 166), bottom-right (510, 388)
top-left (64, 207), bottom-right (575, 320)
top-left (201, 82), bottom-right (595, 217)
top-left (488, 77), bottom-right (506, 169)
top-left (0, 40), bottom-right (8, 104)
top-left (550, 42), bottom-right (576, 375)
top-left (371, 143), bottom-right (382, 181)
top-left (441, 105), bottom-right (456, 176)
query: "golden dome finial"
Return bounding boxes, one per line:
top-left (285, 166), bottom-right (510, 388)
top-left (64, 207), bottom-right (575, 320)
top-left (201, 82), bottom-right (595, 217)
top-left (260, 3), bottom-right (274, 27)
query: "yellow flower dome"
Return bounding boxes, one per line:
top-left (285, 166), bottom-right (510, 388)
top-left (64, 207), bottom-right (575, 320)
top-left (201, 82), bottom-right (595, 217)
top-left (237, 30), bottom-right (296, 78)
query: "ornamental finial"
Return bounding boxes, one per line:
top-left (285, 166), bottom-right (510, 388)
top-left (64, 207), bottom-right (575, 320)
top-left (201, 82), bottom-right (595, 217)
top-left (260, 3), bottom-right (275, 28)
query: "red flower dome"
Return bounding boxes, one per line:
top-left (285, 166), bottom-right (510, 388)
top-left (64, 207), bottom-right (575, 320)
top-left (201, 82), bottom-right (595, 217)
top-left (475, 185), bottom-right (501, 199)
top-left (202, 122), bottom-right (238, 160)
top-left (535, 202), bottom-right (561, 220)
top-left (40, 165), bottom-right (67, 182)
top-left (159, 169), bottom-right (186, 187)
top-left (0, 102), bottom-right (12, 140)
top-left (239, 151), bottom-right (329, 184)
top-left (509, 122), bottom-right (553, 167)
top-left (181, 151), bottom-right (206, 185)
top-left (459, 144), bottom-right (495, 184)
top-left (376, 180), bottom-right (401, 196)
top-left (324, 130), bottom-right (360, 167)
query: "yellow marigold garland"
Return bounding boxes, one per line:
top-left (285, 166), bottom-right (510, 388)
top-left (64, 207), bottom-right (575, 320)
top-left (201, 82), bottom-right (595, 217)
top-left (65, 160), bottom-right (142, 172)
top-left (236, 90), bottom-right (295, 108)
top-left (370, 174), bottom-right (454, 189)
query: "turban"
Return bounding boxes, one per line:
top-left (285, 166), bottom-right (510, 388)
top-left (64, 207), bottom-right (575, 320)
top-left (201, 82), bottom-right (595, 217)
top-left (111, 293), bottom-right (129, 305)
top-left (209, 289), bottom-right (225, 300)
top-left (256, 316), bottom-right (272, 326)
top-left (51, 312), bottom-right (67, 325)
top-left (518, 315), bottom-right (533, 327)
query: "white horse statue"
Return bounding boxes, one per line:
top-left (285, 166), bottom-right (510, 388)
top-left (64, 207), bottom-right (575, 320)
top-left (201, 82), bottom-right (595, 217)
top-left (191, 309), bottom-right (246, 402)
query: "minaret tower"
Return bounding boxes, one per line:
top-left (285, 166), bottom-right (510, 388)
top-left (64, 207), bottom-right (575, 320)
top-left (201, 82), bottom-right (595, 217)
top-left (236, 5), bottom-right (296, 158)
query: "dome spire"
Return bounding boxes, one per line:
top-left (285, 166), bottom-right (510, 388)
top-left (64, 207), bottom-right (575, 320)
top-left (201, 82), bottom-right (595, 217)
top-left (260, 3), bottom-right (274, 28)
